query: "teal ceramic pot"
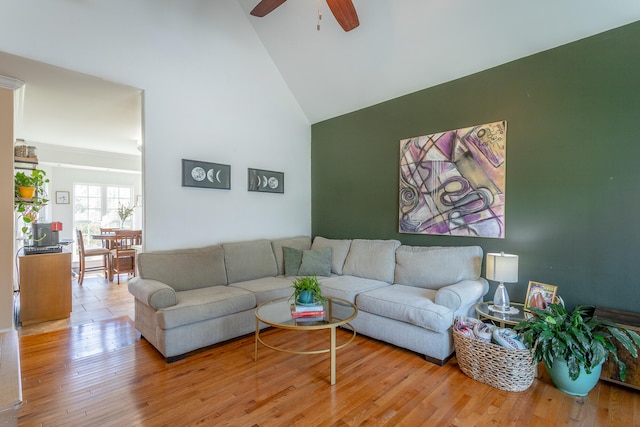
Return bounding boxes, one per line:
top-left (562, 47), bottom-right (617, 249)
top-left (297, 290), bottom-right (314, 304)
top-left (545, 358), bottom-right (604, 396)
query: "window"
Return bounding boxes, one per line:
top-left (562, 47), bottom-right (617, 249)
top-left (73, 184), bottom-right (133, 251)
top-left (106, 186), bottom-right (133, 228)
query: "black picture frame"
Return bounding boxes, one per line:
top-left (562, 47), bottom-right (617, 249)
top-left (182, 159), bottom-right (231, 190)
top-left (248, 168), bottom-right (284, 193)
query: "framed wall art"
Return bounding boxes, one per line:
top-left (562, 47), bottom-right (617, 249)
top-left (248, 168), bottom-right (284, 193)
top-left (524, 281), bottom-right (558, 312)
top-left (56, 191), bottom-right (70, 204)
top-left (182, 159), bottom-right (230, 190)
top-left (399, 120), bottom-right (507, 238)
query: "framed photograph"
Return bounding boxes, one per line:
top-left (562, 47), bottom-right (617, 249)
top-left (248, 168), bottom-right (284, 193)
top-left (524, 281), bottom-right (558, 312)
top-left (56, 191), bottom-right (70, 204)
top-left (182, 159), bottom-right (230, 190)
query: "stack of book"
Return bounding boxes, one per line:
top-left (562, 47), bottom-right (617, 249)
top-left (290, 302), bottom-right (326, 322)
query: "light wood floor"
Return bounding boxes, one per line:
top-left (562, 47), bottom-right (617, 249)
top-left (15, 275), bottom-right (640, 426)
top-left (17, 272), bottom-right (134, 337)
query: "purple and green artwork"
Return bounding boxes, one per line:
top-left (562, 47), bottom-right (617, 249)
top-left (399, 121), bottom-right (507, 238)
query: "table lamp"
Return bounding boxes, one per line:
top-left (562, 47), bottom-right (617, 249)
top-left (486, 252), bottom-right (519, 314)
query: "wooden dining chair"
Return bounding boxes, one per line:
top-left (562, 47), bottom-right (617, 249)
top-left (99, 227), bottom-right (117, 250)
top-left (110, 229), bottom-right (142, 284)
top-left (75, 229), bottom-right (110, 286)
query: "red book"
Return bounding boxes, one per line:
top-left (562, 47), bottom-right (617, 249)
top-left (291, 310), bottom-right (326, 318)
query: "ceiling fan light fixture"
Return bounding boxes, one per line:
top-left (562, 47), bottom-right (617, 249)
top-left (250, 0), bottom-right (359, 32)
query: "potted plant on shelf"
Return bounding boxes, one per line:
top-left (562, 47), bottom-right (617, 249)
top-left (15, 169), bottom-right (48, 200)
top-left (14, 169), bottom-right (49, 242)
top-left (291, 276), bottom-right (325, 305)
top-left (514, 303), bottom-right (640, 396)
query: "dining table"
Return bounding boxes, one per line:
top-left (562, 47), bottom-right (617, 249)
top-left (91, 230), bottom-right (142, 281)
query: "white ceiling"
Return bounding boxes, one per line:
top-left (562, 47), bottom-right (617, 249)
top-left (0, 51), bottom-right (142, 156)
top-left (2, 0), bottom-right (640, 155)
top-left (237, 0), bottom-right (640, 123)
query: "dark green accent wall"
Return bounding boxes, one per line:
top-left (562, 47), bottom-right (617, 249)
top-left (311, 21), bottom-right (640, 311)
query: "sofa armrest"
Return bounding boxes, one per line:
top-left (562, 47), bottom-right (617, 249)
top-left (128, 277), bottom-right (177, 309)
top-left (435, 278), bottom-right (489, 312)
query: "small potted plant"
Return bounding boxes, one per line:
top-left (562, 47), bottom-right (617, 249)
top-left (15, 169), bottom-right (48, 200)
top-left (515, 303), bottom-right (640, 396)
top-left (291, 276), bottom-right (325, 305)
top-left (14, 169), bottom-right (49, 242)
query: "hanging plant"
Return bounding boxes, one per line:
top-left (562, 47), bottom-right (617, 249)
top-left (14, 169), bottom-right (49, 240)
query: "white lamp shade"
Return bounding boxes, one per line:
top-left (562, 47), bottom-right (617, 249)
top-left (486, 252), bottom-right (519, 283)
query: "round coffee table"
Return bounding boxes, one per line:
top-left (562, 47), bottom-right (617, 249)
top-left (475, 301), bottom-right (533, 328)
top-left (255, 296), bottom-right (358, 385)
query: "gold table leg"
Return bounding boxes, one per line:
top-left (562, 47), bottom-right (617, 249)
top-left (254, 317), bottom-right (259, 361)
top-left (330, 326), bottom-right (336, 385)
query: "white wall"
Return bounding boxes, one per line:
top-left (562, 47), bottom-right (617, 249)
top-left (0, 1), bottom-right (311, 253)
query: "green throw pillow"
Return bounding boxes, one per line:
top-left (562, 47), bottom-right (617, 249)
top-left (283, 246), bottom-right (303, 276)
top-left (298, 247), bottom-right (332, 277)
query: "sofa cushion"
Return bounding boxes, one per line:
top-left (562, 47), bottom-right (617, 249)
top-left (311, 237), bottom-right (352, 275)
top-left (283, 247), bottom-right (333, 277)
top-left (156, 286), bottom-right (256, 330)
top-left (319, 275), bottom-right (391, 304)
top-left (223, 239), bottom-right (277, 284)
top-left (271, 236), bottom-right (311, 275)
top-left (342, 239), bottom-right (401, 283)
top-left (394, 245), bottom-right (483, 289)
top-left (298, 247), bottom-right (332, 277)
top-left (356, 285), bottom-right (453, 333)
top-left (230, 276), bottom-right (294, 305)
top-left (283, 247), bottom-right (304, 276)
top-left (137, 245), bottom-right (227, 292)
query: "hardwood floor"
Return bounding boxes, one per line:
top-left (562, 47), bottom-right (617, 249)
top-left (16, 288), bottom-right (640, 426)
top-left (17, 272), bottom-right (134, 337)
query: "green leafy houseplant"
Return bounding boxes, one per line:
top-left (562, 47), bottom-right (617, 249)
top-left (14, 169), bottom-right (50, 240)
top-left (291, 276), bottom-right (325, 304)
top-left (515, 303), bottom-right (640, 381)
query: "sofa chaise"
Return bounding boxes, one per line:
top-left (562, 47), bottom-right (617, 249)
top-left (128, 236), bottom-right (489, 364)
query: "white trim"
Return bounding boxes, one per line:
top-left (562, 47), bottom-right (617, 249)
top-left (0, 75), bottom-right (24, 90)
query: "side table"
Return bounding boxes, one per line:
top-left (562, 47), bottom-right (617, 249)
top-left (475, 301), bottom-right (532, 328)
top-left (594, 306), bottom-right (640, 390)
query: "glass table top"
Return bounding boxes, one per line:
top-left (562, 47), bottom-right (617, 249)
top-left (255, 296), bottom-right (357, 329)
top-left (475, 301), bottom-right (534, 326)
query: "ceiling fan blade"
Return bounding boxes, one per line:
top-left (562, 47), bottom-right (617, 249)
top-left (250, 0), bottom-right (287, 17)
top-left (326, 0), bottom-right (359, 32)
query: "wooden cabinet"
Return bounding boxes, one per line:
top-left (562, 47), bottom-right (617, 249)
top-left (19, 252), bottom-right (72, 326)
top-left (594, 306), bottom-right (640, 391)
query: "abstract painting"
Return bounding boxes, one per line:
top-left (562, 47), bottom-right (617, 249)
top-left (399, 120), bottom-right (507, 238)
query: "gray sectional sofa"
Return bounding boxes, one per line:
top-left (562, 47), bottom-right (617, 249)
top-left (128, 236), bottom-right (489, 364)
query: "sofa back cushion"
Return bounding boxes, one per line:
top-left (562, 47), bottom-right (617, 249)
top-left (271, 236), bottom-right (311, 275)
top-left (137, 245), bottom-right (227, 291)
top-left (394, 245), bottom-right (483, 289)
top-left (311, 236), bottom-right (352, 275)
top-left (342, 239), bottom-right (401, 283)
top-left (223, 239), bottom-right (277, 283)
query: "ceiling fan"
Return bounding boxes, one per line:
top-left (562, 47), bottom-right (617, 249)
top-left (250, 0), bottom-right (359, 32)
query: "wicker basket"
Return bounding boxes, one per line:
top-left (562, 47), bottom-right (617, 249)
top-left (453, 327), bottom-right (536, 392)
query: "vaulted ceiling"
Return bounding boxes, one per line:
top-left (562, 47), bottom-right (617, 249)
top-left (237, 0), bottom-right (640, 123)
top-left (1, 1), bottom-right (639, 155)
